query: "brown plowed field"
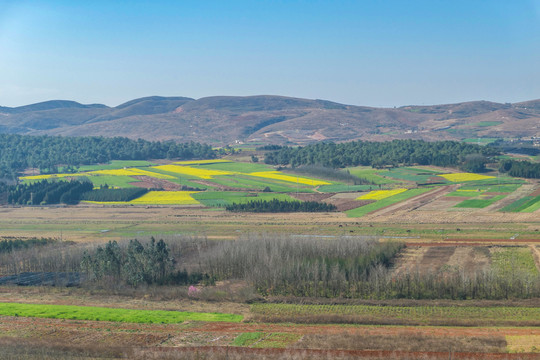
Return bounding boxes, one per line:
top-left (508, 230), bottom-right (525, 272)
top-left (1, 316), bottom-right (539, 359)
top-left (130, 175), bottom-right (182, 190)
top-left (364, 184), bottom-right (458, 217)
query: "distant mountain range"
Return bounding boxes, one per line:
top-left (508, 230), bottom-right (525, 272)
top-left (1, 95), bottom-right (539, 145)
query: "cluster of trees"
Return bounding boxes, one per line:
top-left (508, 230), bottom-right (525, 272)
top-left (0, 237), bottom-right (56, 254)
top-left (80, 187), bottom-right (148, 202)
top-left (80, 238), bottom-right (208, 287)
top-left (499, 159), bottom-right (540, 179)
top-left (6, 180), bottom-right (93, 205)
top-left (0, 134), bottom-right (215, 180)
top-left (225, 199), bottom-right (337, 212)
top-left (81, 238), bottom-right (174, 286)
top-left (203, 236), bottom-right (404, 298)
top-left (264, 140), bottom-right (499, 169)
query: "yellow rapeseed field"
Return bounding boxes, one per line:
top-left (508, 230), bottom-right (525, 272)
top-left (174, 159), bottom-right (231, 165)
top-left (129, 191), bottom-right (200, 204)
top-left (22, 168), bottom-right (176, 181)
top-left (20, 173), bottom-right (84, 180)
top-left (84, 191), bottom-right (200, 205)
top-left (152, 165), bottom-right (233, 179)
top-left (89, 168), bottom-right (175, 179)
top-left (248, 171), bottom-right (330, 186)
top-left (438, 173), bottom-right (494, 182)
top-left (357, 188), bottom-right (407, 200)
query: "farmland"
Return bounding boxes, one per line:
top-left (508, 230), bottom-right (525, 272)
top-left (15, 159), bottom-right (540, 219)
top-left (2, 155), bottom-right (540, 359)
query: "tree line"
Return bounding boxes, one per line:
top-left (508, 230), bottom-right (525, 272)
top-left (499, 159), bottom-right (540, 179)
top-left (6, 180), bottom-right (93, 205)
top-left (0, 134), bottom-right (215, 180)
top-left (264, 140), bottom-right (499, 169)
top-left (80, 187), bottom-right (148, 202)
top-left (202, 236), bottom-right (540, 300)
top-left (225, 199), bottom-right (337, 212)
top-left (0, 237), bottom-right (56, 254)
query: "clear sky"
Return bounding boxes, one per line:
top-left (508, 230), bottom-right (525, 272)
top-left (1, 0), bottom-right (539, 107)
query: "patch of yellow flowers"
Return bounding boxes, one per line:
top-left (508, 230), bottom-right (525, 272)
top-left (438, 173), bottom-right (494, 182)
top-left (173, 159), bottom-right (231, 165)
top-left (89, 168), bottom-right (175, 179)
top-left (85, 191), bottom-right (200, 205)
top-left (357, 188), bottom-right (407, 200)
top-left (152, 165), bottom-right (233, 179)
top-left (248, 171), bottom-right (330, 186)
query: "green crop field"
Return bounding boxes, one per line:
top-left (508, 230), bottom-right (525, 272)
top-left (346, 167), bottom-right (398, 184)
top-left (251, 303), bottom-right (540, 326)
top-left (382, 168), bottom-right (446, 183)
top-left (522, 198), bottom-right (540, 212)
top-left (197, 161), bottom-right (272, 173)
top-left (192, 191), bottom-right (295, 207)
top-left (0, 302), bottom-right (243, 323)
top-left (454, 195), bottom-right (506, 208)
top-left (501, 196), bottom-right (540, 212)
top-left (85, 175), bottom-right (139, 188)
top-left (346, 188), bottom-right (432, 217)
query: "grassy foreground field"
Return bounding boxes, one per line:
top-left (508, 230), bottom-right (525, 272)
top-left (0, 302), bottom-right (242, 323)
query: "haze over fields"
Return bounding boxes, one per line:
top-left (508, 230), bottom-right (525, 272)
top-left (1, 95), bottom-right (539, 145)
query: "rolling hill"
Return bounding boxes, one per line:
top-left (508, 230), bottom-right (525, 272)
top-left (1, 95), bottom-right (539, 145)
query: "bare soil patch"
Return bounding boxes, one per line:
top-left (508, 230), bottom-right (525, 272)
top-left (130, 176), bottom-right (182, 190)
top-left (191, 179), bottom-right (252, 191)
top-left (419, 246), bottom-right (456, 272)
top-left (367, 185), bottom-right (458, 217)
top-left (328, 199), bottom-right (375, 212)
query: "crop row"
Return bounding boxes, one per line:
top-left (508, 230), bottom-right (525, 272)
top-left (251, 303), bottom-right (540, 323)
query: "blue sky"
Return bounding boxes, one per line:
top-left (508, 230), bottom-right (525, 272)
top-left (1, 0), bottom-right (539, 107)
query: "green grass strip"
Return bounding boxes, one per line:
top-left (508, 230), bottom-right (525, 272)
top-left (0, 302), bottom-right (243, 324)
top-left (346, 188), bottom-right (432, 217)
